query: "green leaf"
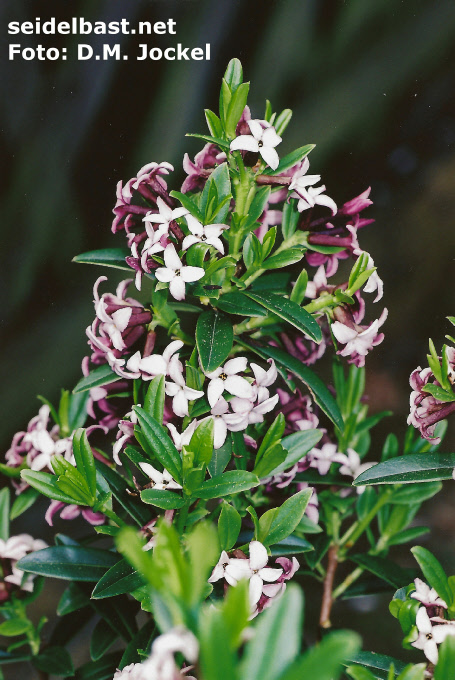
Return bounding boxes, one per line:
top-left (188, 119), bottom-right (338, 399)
top-left (422, 384), bottom-right (455, 402)
top-left (355, 454), bottom-right (455, 486)
top-left (17, 546), bottom-right (119, 582)
top-left (119, 620), bottom-right (155, 670)
top-left (388, 527), bottom-right (430, 546)
top-left (269, 534), bottom-right (313, 556)
top-left (216, 291), bottom-right (266, 317)
top-left (72, 248), bottom-right (131, 270)
top-left (241, 341), bottom-right (344, 430)
top-left (133, 407), bottom-right (182, 484)
top-left (95, 461), bottom-right (150, 527)
top-left (91, 558), bottom-right (145, 599)
top-left (270, 429), bottom-right (323, 477)
top-left (205, 109), bottom-right (223, 138)
top-left (350, 554), bottom-right (416, 588)
top-left (264, 489), bottom-right (312, 546)
top-left (274, 109), bottom-right (292, 136)
top-left (435, 635), bottom-right (455, 680)
top-left (246, 291), bottom-right (322, 343)
top-left (196, 310), bottom-right (234, 373)
top-left (290, 269), bottom-right (308, 305)
top-left (411, 546), bottom-right (452, 606)
top-left (10, 488), bottom-right (39, 520)
top-left (186, 133), bottom-right (230, 151)
top-left (75, 652), bottom-right (122, 680)
top-left (73, 364), bottom-right (120, 394)
top-left (346, 667), bottom-right (377, 680)
top-left (20, 470), bottom-right (82, 505)
top-left (224, 58), bottom-right (243, 91)
top-left (144, 375), bottom-right (165, 423)
top-left (198, 605), bottom-right (238, 680)
top-left (253, 443), bottom-right (287, 479)
top-left (90, 620), bottom-right (118, 661)
top-left (68, 391), bottom-right (90, 431)
top-left (264, 144), bottom-right (315, 176)
top-left (57, 582), bottom-right (89, 615)
top-left (390, 482), bottom-right (442, 504)
top-left (241, 585), bottom-right (303, 680)
top-left (140, 488), bottom-right (186, 509)
top-left (72, 429), bottom-right (97, 501)
top-left (169, 190), bottom-right (204, 222)
top-left (348, 652), bottom-right (407, 679)
top-left (218, 502), bottom-right (242, 551)
top-left (208, 436), bottom-right (232, 478)
top-left (0, 619), bottom-right (30, 636)
top-left (194, 470), bottom-right (259, 499)
top-left (189, 418), bottom-right (214, 467)
top-left (262, 248), bottom-right (305, 270)
top-left (283, 632), bottom-right (361, 680)
top-left (226, 82), bottom-right (250, 137)
top-left (34, 647), bottom-right (74, 676)
top-left (0, 489), bottom-right (9, 541)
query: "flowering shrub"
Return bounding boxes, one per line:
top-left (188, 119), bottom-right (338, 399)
top-left (2, 59), bottom-right (455, 679)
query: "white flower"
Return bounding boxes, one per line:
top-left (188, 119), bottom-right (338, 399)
top-left (309, 443), bottom-right (348, 476)
top-left (207, 398), bottom-right (241, 449)
top-left (305, 265), bottom-right (328, 300)
top-left (339, 448), bottom-right (377, 494)
top-left (250, 359), bottom-right (278, 402)
top-left (205, 357), bottom-right (254, 408)
top-left (0, 534), bottom-right (47, 593)
top-left (229, 392), bottom-right (280, 430)
top-left (230, 120), bottom-right (282, 171)
top-left (208, 550), bottom-right (235, 583)
top-left (22, 407), bottom-right (73, 472)
top-left (125, 340), bottom-right (184, 380)
top-left (143, 196), bottom-right (189, 232)
top-left (139, 462), bottom-right (182, 491)
top-left (182, 215), bottom-right (227, 254)
top-left (412, 607), bottom-right (455, 665)
top-left (288, 157), bottom-right (321, 196)
top-left (165, 361), bottom-right (204, 418)
top-left (291, 182), bottom-right (337, 215)
top-left (331, 309), bottom-right (388, 360)
top-left (167, 420), bottom-right (198, 451)
top-left (225, 541), bottom-right (283, 608)
top-left (155, 245), bottom-right (205, 301)
top-left (411, 578), bottom-right (448, 609)
top-left (113, 626), bottom-right (198, 680)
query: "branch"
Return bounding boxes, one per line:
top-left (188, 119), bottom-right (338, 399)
top-left (319, 544), bottom-right (339, 629)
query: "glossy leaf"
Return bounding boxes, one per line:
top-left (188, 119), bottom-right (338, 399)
top-left (194, 471), bottom-right (259, 499)
top-left (196, 311), bottom-right (234, 373)
top-left (20, 470), bottom-right (82, 505)
top-left (208, 437), bottom-right (232, 478)
top-left (189, 418), bottom-right (215, 467)
top-left (10, 488), bottom-right (40, 521)
top-left (90, 620), bottom-right (118, 661)
top-left (263, 144), bottom-right (315, 176)
top-left (435, 635), bottom-right (455, 680)
top-left (246, 292), bottom-right (322, 343)
top-left (350, 554), bottom-right (416, 588)
top-left (95, 461), bottom-right (150, 527)
top-left (218, 502), bottom-right (242, 551)
top-left (348, 652), bottom-right (407, 679)
top-left (283, 631), bottom-right (361, 680)
top-left (264, 489), bottom-right (312, 546)
top-left (355, 454), bottom-right (455, 486)
top-left (269, 428), bottom-right (323, 477)
top-left (34, 647), bottom-right (74, 676)
top-left (72, 428), bottom-right (96, 500)
top-left (216, 291), bottom-right (266, 317)
top-left (140, 488), bottom-right (186, 509)
top-left (72, 248), bottom-right (131, 270)
top-left (75, 652), bottom-right (122, 680)
top-left (17, 546), bottom-right (119, 581)
top-left (91, 558), bottom-right (145, 600)
top-left (411, 546), bottom-right (453, 606)
top-left (134, 407), bottom-right (182, 484)
top-left (144, 375), bottom-right (165, 423)
top-left (269, 534), bottom-right (313, 556)
top-left (73, 364), bottom-right (120, 394)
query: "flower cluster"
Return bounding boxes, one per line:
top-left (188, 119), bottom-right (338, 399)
top-left (209, 540), bottom-right (299, 617)
top-left (0, 534), bottom-right (47, 600)
top-left (409, 579), bottom-right (455, 664)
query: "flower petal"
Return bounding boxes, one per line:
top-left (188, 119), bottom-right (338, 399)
top-left (230, 135), bottom-right (260, 153)
top-left (169, 276), bottom-right (186, 301)
top-left (249, 540), bottom-right (268, 571)
top-left (260, 146), bottom-right (280, 171)
top-left (155, 267), bottom-right (175, 283)
top-left (180, 266), bottom-right (205, 283)
top-left (163, 244), bottom-right (182, 271)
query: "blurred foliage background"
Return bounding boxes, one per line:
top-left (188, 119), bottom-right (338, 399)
top-left (2, 0), bottom-right (455, 674)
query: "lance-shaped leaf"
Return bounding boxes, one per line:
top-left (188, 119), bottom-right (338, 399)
top-left (91, 558), bottom-right (145, 600)
top-left (21, 470), bottom-right (82, 505)
top-left (350, 554), bottom-right (416, 589)
top-left (240, 341), bottom-right (344, 430)
top-left (218, 502), bottom-right (242, 551)
top-left (346, 651), bottom-right (408, 678)
top-left (263, 144), bottom-right (315, 176)
top-left (72, 429), bottom-right (97, 501)
top-left (72, 248), bottom-right (131, 270)
top-left (95, 461), bottom-right (150, 527)
top-left (216, 291), bottom-right (266, 317)
top-left (411, 546), bottom-right (453, 607)
top-left (194, 470), bottom-right (259, 499)
top-left (133, 407), bottom-right (182, 484)
top-left (140, 488), bottom-right (186, 510)
top-left (196, 310), bottom-right (234, 373)
top-left (144, 375), bottom-right (165, 423)
top-left (354, 453), bottom-right (455, 486)
top-left (73, 364), bottom-right (120, 394)
top-left (435, 635), bottom-right (455, 680)
top-left (262, 489), bottom-right (312, 546)
top-left (269, 429), bottom-right (323, 477)
top-left (17, 546), bottom-right (119, 581)
top-left (33, 647), bottom-right (74, 676)
top-left (246, 292), bottom-right (322, 342)
top-left (189, 418), bottom-right (214, 467)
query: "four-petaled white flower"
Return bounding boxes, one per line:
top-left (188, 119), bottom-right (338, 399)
top-left (309, 443), bottom-right (348, 476)
top-left (208, 550), bottom-right (236, 584)
top-left (165, 361), bottom-right (204, 418)
top-left (139, 462), bottom-right (182, 491)
top-left (205, 357), bottom-right (254, 407)
top-left (331, 310), bottom-right (388, 361)
top-left (182, 215), bottom-right (227, 254)
top-left (250, 359), bottom-right (278, 402)
top-left (143, 196), bottom-right (189, 232)
top-left (207, 398), bottom-right (241, 449)
top-left (224, 541), bottom-right (283, 608)
top-left (229, 392), bottom-right (280, 430)
top-left (288, 158), bottom-right (321, 196)
top-left (230, 120), bottom-right (282, 170)
top-left (291, 183), bottom-right (337, 216)
top-left (411, 578), bottom-right (448, 609)
top-left (155, 244), bottom-right (205, 301)
top-left (126, 340), bottom-right (184, 380)
top-left (166, 420), bottom-right (198, 451)
top-left (412, 607), bottom-right (455, 664)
